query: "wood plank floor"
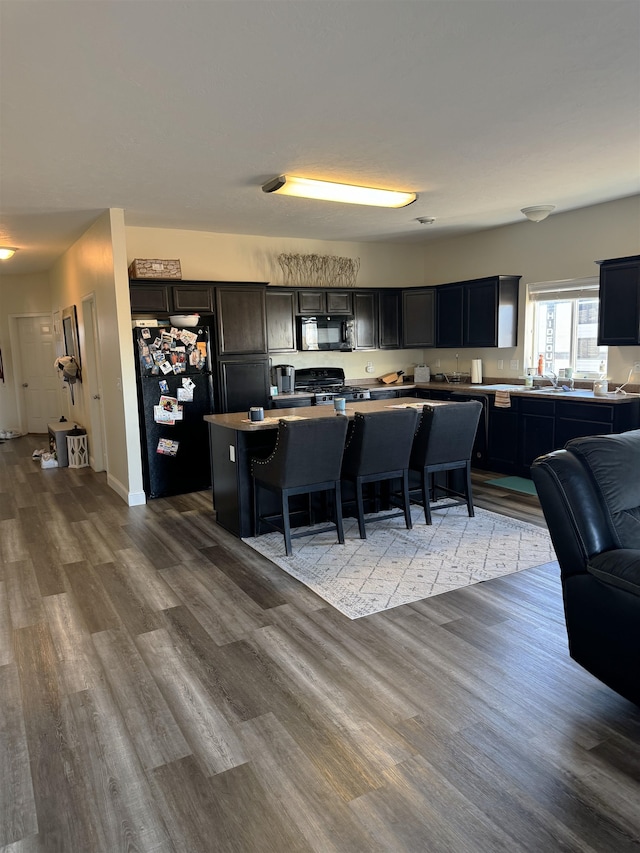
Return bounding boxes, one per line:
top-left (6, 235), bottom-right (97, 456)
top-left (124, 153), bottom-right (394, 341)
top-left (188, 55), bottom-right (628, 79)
top-left (1, 434), bottom-right (639, 852)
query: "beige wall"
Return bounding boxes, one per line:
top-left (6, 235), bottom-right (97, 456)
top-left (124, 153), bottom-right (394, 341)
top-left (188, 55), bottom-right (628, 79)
top-left (125, 227), bottom-right (426, 288)
top-left (49, 210), bottom-right (144, 504)
top-left (125, 226), bottom-right (430, 380)
top-left (421, 195), bottom-right (640, 383)
top-left (0, 272), bottom-right (55, 430)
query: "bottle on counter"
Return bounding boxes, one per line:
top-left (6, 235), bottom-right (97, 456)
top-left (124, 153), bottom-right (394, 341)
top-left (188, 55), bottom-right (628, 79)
top-left (537, 354), bottom-right (544, 375)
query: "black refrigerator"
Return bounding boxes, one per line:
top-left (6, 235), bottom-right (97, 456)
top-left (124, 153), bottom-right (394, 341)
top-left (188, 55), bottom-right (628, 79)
top-left (134, 323), bottom-right (214, 499)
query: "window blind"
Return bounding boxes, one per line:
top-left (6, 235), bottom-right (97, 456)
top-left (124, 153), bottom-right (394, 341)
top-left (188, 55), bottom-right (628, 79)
top-left (527, 277), bottom-right (599, 302)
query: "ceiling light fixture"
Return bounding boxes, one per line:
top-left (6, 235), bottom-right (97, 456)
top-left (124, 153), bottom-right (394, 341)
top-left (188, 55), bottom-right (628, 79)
top-left (262, 176), bottom-right (417, 208)
top-left (416, 217), bottom-right (436, 225)
top-left (0, 247), bottom-right (18, 260)
top-left (521, 205), bottom-right (555, 222)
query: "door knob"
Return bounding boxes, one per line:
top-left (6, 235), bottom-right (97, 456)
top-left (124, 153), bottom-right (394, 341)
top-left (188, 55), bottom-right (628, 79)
top-left (93, 394), bottom-right (101, 400)
top-left (22, 382), bottom-right (28, 387)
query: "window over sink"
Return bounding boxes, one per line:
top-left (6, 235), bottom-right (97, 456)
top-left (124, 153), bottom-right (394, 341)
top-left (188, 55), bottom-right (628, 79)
top-left (527, 277), bottom-right (608, 378)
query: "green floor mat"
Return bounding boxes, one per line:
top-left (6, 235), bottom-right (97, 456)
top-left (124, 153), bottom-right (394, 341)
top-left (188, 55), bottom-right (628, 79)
top-left (484, 476), bottom-right (538, 496)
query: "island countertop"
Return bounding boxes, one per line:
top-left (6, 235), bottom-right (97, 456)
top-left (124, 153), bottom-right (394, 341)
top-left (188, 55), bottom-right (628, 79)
top-left (204, 397), bottom-right (444, 432)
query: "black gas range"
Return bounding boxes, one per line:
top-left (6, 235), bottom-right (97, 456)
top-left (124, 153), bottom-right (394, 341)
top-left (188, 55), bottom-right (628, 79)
top-left (294, 367), bottom-right (371, 406)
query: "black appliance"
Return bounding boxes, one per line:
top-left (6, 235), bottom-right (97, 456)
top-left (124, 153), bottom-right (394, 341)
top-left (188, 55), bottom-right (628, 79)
top-left (271, 363), bottom-right (295, 394)
top-left (297, 316), bottom-right (354, 351)
top-left (294, 366), bottom-right (371, 406)
top-left (133, 323), bottom-right (214, 499)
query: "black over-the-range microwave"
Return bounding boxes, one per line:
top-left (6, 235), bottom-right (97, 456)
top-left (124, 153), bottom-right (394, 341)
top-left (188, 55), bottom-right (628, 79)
top-left (296, 315), bottom-right (354, 351)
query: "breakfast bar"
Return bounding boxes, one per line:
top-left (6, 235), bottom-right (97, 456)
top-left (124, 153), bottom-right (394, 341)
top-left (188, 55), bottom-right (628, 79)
top-left (204, 398), bottom-right (444, 538)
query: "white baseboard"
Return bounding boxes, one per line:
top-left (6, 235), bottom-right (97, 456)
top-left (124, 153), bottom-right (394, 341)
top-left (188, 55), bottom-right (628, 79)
top-left (107, 472), bottom-right (146, 506)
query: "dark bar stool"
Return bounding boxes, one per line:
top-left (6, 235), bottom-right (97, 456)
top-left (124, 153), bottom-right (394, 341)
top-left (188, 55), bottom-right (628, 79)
top-left (409, 401), bottom-right (482, 524)
top-left (251, 417), bottom-right (349, 556)
top-left (341, 408), bottom-right (419, 539)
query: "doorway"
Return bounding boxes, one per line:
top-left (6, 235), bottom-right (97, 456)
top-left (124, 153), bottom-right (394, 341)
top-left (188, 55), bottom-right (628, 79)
top-left (14, 315), bottom-right (61, 434)
top-left (82, 295), bottom-right (107, 472)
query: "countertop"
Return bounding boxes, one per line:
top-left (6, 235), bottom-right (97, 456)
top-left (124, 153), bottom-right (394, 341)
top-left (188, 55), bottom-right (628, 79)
top-left (204, 397), bottom-right (451, 432)
top-left (272, 380), bottom-right (639, 405)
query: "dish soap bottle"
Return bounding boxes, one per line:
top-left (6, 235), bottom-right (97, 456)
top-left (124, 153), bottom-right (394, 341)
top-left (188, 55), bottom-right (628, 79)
top-left (537, 353), bottom-right (544, 375)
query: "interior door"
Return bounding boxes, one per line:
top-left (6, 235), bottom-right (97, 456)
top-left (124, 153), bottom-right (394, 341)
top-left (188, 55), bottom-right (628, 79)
top-left (82, 295), bottom-right (107, 471)
top-left (16, 315), bottom-right (61, 434)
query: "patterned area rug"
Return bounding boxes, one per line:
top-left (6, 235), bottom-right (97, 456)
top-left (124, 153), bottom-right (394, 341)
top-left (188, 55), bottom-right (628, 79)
top-left (242, 504), bottom-right (556, 619)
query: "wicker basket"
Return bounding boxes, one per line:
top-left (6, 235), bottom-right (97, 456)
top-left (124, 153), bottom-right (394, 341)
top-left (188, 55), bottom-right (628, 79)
top-left (128, 258), bottom-right (182, 280)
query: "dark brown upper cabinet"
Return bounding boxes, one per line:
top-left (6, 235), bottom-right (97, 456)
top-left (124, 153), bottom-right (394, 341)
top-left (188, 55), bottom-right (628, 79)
top-left (378, 290), bottom-right (402, 349)
top-left (353, 291), bottom-right (377, 350)
top-left (297, 290), bottom-right (353, 314)
top-left (266, 289), bottom-right (296, 353)
top-left (172, 285), bottom-right (214, 312)
top-left (130, 284), bottom-right (171, 314)
top-left (436, 284), bottom-right (464, 347)
top-left (402, 288), bottom-right (435, 348)
top-left (216, 286), bottom-right (268, 355)
top-left (597, 255), bottom-right (640, 345)
top-left (435, 275), bottom-right (520, 348)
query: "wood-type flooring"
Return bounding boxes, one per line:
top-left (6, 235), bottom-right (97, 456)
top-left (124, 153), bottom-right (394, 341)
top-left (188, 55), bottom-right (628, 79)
top-left (1, 434), bottom-right (639, 852)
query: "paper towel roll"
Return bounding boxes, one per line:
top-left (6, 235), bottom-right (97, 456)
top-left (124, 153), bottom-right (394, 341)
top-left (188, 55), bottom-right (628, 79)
top-left (471, 359), bottom-right (482, 384)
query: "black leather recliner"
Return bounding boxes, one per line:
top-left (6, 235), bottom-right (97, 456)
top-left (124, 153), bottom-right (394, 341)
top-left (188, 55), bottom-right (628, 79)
top-left (531, 429), bottom-right (640, 706)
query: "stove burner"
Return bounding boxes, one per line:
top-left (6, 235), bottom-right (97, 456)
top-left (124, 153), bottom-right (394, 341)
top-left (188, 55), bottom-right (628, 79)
top-left (293, 368), bottom-right (371, 404)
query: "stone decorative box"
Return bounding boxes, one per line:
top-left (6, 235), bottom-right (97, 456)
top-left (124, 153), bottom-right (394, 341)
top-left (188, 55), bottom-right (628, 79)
top-left (128, 258), bottom-right (182, 280)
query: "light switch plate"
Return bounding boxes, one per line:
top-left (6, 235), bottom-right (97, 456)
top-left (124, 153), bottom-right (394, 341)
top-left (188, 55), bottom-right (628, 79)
top-left (497, 359), bottom-right (504, 370)
top-left (510, 359), bottom-right (519, 371)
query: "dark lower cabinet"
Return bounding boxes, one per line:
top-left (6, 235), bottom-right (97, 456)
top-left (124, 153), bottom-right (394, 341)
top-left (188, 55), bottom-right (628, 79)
top-left (487, 404), bottom-right (520, 474)
top-left (555, 399), bottom-right (636, 446)
top-left (217, 357), bottom-right (270, 414)
top-left (519, 399), bottom-right (556, 476)
top-left (271, 396), bottom-right (312, 409)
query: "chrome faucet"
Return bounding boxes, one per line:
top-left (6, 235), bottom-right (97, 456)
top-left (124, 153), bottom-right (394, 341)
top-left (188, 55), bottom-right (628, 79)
top-left (545, 371), bottom-right (573, 390)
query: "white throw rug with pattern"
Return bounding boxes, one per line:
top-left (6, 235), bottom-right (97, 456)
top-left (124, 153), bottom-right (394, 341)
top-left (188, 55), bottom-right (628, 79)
top-left (242, 504), bottom-right (556, 619)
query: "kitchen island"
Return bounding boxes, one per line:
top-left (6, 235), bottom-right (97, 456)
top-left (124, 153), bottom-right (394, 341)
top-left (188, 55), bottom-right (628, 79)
top-left (204, 398), bottom-right (444, 538)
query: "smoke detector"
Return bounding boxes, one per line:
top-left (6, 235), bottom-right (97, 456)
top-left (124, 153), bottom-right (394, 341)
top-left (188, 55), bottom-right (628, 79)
top-left (416, 217), bottom-right (436, 225)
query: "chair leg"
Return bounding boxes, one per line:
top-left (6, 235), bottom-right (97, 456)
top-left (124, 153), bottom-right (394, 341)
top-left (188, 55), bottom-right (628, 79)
top-left (421, 469), bottom-right (432, 525)
top-left (253, 481), bottom-right (260, 537)
top-left (281, 491), bottom-right (293, 556)
top-left (355, 478), bottom-right (367, 539)
top-left (334, 481), bottom-right (345, 544)
top-left (402, 471), bottom-right (412, 529)
top-left (465, 462), bottom-right (475, 517)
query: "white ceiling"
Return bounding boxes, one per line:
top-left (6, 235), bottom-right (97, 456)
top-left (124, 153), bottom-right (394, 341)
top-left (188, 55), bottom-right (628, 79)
top-left (1, 0), bottom-right (639, 275)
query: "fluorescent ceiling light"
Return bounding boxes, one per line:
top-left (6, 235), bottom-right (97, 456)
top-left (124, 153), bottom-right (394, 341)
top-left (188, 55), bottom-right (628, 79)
top-left (0, 247), bottom-right (18, 260)
top-left (262, 176), bottom-right (417, 208)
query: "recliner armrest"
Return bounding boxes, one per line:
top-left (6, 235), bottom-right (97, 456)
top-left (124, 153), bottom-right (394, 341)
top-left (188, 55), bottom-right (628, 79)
top-left (588, 549), bottom-right (640, 599)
